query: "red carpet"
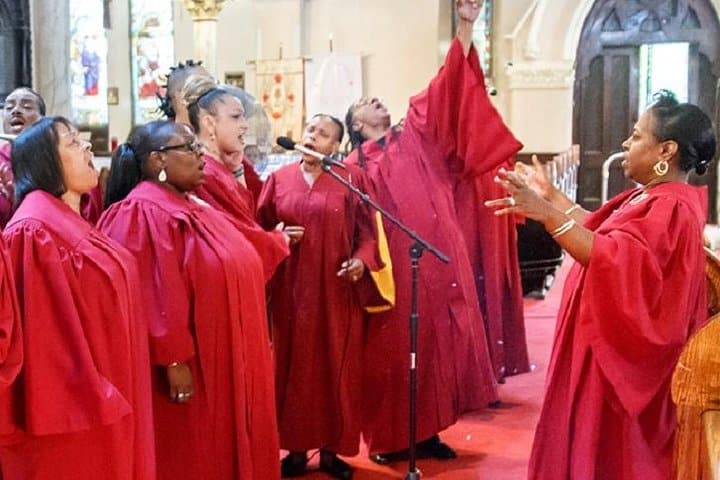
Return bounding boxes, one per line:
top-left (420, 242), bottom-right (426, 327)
top-left (286, 261), bottom-right (569, 479)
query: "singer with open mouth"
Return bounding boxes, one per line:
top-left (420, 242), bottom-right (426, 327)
top-left (258, 114), bottom-right (391, 479)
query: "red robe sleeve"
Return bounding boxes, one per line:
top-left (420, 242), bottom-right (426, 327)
top-left (0, 239), bottom-right (22, 390)
top-left (1, 222), bottom-right (132, 435)
top-left (580, 195), bottom-right (706, 417)
top-left (98, 203), bottom-right (196, 366)
top-left (243, 157), bottom-right (264, 203)
top-left (406, 38), bottom-right (522, 177)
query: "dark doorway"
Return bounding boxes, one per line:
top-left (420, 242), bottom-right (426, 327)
top-left (573, 0), bottom-right (720, 220)
top-left (0, 0), bottom-right (32, 102)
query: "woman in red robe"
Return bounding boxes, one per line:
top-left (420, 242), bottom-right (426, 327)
top-left (99, 120), bottom-right (280, 480)
top-left (180, 75), bottom-right (290, 277)
top-left (257, 114), bottom-right (385, 479)
top-left (0, 117), bottom-right (155, 480)
top-left (487, 91), bottom-right (715, 479)
top-left (0, 88), bottom-right (104, 227)
top-left (344, 0), bottom-right (520, 461)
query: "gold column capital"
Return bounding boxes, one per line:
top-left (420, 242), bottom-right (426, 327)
top-left (183, 0), bottom-right (227, 21)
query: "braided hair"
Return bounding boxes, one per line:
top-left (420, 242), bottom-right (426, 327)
top-left (157, 59), bottom-right (206, 119)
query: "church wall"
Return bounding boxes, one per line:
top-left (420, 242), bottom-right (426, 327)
top-left (28, 1), bottom-right (720, 153)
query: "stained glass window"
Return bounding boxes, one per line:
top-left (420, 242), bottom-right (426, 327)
top-left (69, 0), bottom-right (108, 126)
top-left (472, 0), bottom-right (493, 76)
top-left (130, 0), bottom-right (175, 125)
top-left (451, 0), bottom-right (493, 76)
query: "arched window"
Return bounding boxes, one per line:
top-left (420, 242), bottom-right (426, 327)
top-left (130, 0), bottom-right (175, 125)
top-left (69, 0), bottom-right (108, 126)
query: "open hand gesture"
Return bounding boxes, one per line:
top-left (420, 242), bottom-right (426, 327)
top-left (484, 167), bottom-right (554, 222)
top-left (514, 154), bottom-right (555, 201)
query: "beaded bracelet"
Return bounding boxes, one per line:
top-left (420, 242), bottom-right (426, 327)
top-left (550, 218), bottom-right (577, 239)
top-left (233, 166), bottom-right (245, 178)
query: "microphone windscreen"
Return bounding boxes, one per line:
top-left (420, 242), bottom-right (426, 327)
top-left (276, 136), bottom-right (295, 150)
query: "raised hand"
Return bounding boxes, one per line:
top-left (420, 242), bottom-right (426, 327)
top-left (484, 167), bottom-right (554, 222)
top-left (456, 0), bottom-right (483, 23)
top-left (514, 154), bottom-right (556, 201)
top-left (0, 162), bottom-right (13, 200)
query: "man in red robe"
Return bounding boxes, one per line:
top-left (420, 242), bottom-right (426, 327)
top-left (344, 0), bottom-right (522, 461)
top-left (257, 114), bottom-right (388, 479)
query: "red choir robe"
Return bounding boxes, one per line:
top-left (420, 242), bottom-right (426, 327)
top-left (195, 153), bottom-right (288, 280)
top-left (0, 237), bottom-right (21, 394)
top-left (98, 181), bottom-right (280, 480)
top-left (455, 161), bottom-right (529, 380)
top-left (528, 182), bottom-right (708, 480)
top-left (451, 43), bottom-right (527, 381)
top-left (0, 143), bottom-right (13, 228)
top-left (243, 156), bottom-right (264, 204)
top-left (345, 38), bottom-right (518, 453)
top-left (257, 163), bottom-right (385, 455)
top-left (0, 190), bottom-right (155, 480)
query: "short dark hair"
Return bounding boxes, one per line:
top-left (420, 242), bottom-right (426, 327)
top-left (8, 87), bottom-right (46, 116)
top-left (104, 120), bottom-right (180, 207)
top-left (648, 90), bottom-right (717, 175)
top-left (12, 116), bottom-right (70, 205)
top-left (312, 113), bottom-right (345, 143)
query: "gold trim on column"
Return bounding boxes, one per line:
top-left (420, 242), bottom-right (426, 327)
top-left (182, 0), bottom-right (227, 21)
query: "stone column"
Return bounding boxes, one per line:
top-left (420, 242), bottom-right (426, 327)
top-left (30, 0), bottom-right (71, 117)
top-left (182, 0), bottom-right (227, 77)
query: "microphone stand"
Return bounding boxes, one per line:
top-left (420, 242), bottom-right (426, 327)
top-left (321, 163), bottom-right (449, 480)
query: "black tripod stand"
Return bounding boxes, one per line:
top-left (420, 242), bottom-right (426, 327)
top-left (321, 164), bottom-right (449, 479)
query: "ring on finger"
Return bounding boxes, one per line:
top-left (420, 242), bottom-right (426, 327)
top-left (508, 196), bottom-right (516, 207)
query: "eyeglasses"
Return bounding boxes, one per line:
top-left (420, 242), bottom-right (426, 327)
top-left (158, 141), bottom-right (204, 154)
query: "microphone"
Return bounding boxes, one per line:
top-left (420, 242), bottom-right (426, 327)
top-left (276, 136), bottom-right (346, 169)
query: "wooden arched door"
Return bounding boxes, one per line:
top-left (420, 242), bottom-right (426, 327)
top-left (573, 0), bottom-right (720, 219)
top-left (0, 0), bottom-right (31, 102)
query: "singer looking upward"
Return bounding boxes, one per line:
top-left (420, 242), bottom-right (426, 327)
top-left (179, 75), bottom-right (290, 280)
top-left (344, 0), bottom-right (522, 463)
top-left (257, 114), bottom-right (390, 479)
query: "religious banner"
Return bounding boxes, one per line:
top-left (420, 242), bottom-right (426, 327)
top-left (304, 53), bottom-right (362, 127)
top-left (255, 58), bottom-right (304, 148)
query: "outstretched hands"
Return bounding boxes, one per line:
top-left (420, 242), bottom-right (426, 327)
top-left (484, 166), bottom-right (554, 222)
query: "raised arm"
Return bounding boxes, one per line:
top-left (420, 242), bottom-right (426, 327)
top-left (456, 0), bottom-right (484, 57)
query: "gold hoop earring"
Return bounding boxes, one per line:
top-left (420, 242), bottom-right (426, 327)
top-left (158, 168), bottom-right (167, 183)
top-left (653, 160), bottom-right (669, 177)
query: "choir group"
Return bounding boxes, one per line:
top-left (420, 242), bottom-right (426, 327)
top-left (0, 0), bottom-right (717, 479)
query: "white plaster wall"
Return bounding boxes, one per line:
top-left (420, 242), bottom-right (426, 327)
top-left (32, 0), bottom-right (720, 152)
